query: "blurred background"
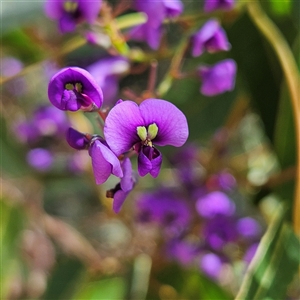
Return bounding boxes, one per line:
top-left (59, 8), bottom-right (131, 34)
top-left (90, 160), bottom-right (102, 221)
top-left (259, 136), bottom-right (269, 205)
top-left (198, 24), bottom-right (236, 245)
top-left (1, 0), bottom-right (299, 299)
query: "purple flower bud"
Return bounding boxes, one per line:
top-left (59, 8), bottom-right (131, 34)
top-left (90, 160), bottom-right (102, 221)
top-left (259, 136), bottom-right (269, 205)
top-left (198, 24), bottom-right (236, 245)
top-left (104, 99), bottom-right (189, 177)
top-left (48, 67), bottom-right (103, 111)
top-left (87, 56), bottom-right (129, 105)
top-left (26, 148), bottom-right (54, 171)
top-left (44, 0), bottom-right (102, 33)
top-left (204, 0), bottom-right (235, 13)
top-left (191, 19), bottom-right (231, 57)
top-left (200, 253), bottom-right (223, 279)
top-left (196, 191), bottom-right (235, 218)
top-left (198, 59), bottom-right (237, 96)
top-left (89, 139), bottom-right (123, 185)
top-left (66, 127), bottom-right (90, 150)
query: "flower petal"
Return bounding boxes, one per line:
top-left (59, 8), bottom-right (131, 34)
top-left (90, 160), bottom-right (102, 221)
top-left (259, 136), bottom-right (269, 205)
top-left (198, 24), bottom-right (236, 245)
top-left (104, 100), bottom-right (144, 156)
top-left (138, 150), bottom-right (153, 177)
top-left (113, 190), bottom-right (128, 213)
top-left (120, 158), bottom-right (134, 192)
top-left (139, 99), bottom-right (189, 147)
top-left (89, 140), bottom-right (123, 185)
top-left (66, 127), bottom-right (89, 150)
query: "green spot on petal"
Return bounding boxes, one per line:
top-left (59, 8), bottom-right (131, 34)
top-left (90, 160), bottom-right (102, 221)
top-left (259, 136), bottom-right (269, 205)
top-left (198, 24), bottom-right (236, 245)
top-left (64, 1), bottom-right (78, 13)
top-left (75, 82), bottom-right (83, 93)
top-left (147, 123), bottom-right (158, 140)
top-left (65, 83), bottom-right (74, 90)
top-left (137, 126), bottom-right (147, 141)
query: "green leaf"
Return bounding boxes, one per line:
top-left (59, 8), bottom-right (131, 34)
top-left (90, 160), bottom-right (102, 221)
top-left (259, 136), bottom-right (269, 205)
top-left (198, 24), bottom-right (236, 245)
top-left (73, 277), bottom-right (126, 300)
top-left (235, 205), bottom-right (300, 300)
top-left (268, 0), bottom-right (291, 15)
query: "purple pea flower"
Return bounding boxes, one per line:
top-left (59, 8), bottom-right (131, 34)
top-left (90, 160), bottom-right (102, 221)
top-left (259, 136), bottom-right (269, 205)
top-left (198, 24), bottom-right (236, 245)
top-left (197, 59), bottom-right (237, 96)
top-left (191, 19), bottom-right (231, 57)
top-left (87, 56), bottom-right (129, 105)
top-left (136, 189), bottom-right (191, 236)
top-left (15, 105), bottom-right (70, 144)
top-left (27, 148), bottom-right (54, 171)
top-left (237, 217), bottom-right (262, 240)
top-left (104, 99), bottom-right (189, 177)
top-left (203, 0), bottom-right (235, 12)
top-left (202, 216), bottom-right (238, 250)
top-left (130, 0), bottom-right (183, 49)
top-left (196, 191), bottom-right (235, 219)
top-left (66, 128), bottom-right (123, 184)
top-left (200, 252), bottom-right (223, 279)
top-left (48, 67), bottom-right (103, 111)
top-left (44, 0), bottom-right (102, 33)
top-left (107, 158), bottom-right (137, 213)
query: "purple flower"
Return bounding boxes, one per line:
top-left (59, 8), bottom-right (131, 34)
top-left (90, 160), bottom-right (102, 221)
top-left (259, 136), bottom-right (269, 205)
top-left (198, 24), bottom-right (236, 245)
top-left (130, 0), bottom-right (183, 49)
top-left (166, 238), bottom-right (200, 265)
top-left (44, 0), bottom-right (102, 33)
top-left (200, 252), bottom-right (223, 279)
top-left (191, 19), bottom-right (231, 57)
top-left (104, 99), bottom-right (189, 177)
top-left (66, 128), bottom-right (123, 184)
top-left (48, 67), bottom-right (103, 111)
top-left (196, 191), bottom-right (235, 218)
top-left (203, 216), bottom-right (238, 250)
top-left (136, 189), bottom-right (191, 236)
top-left (87, 56), bottom-right (129, 105)
top-left (237, 217), bottom-right (262, 239)
top-left (203, 0), bottom-right (235, 12)
top-left (26, 148), bottom-right (54, 171)
top-left (107, 158), bottom-right (137, 213)
top-left (15, 105), bottom-right (70, 144)
top-left (243, 243), bottom-right (259, 264)
top-left (197, 59), bottom-right (237, 96)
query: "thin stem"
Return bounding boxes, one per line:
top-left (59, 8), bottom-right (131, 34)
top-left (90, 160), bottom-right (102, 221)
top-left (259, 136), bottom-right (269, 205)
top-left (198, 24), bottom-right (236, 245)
top-left (247, 1), bottom-right (300, 235)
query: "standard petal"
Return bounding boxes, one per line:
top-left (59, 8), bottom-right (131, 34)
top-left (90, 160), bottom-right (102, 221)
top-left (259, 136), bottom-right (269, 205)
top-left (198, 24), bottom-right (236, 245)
top-left (104, 100), bottom-right (144, 156)
top-left (139, 99), bottom-right (189, 147)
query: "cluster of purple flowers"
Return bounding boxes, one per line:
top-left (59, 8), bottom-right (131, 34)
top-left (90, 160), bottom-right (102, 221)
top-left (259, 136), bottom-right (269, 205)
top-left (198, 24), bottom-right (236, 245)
top-left (47, 66), bottom-right (189, 212)
top-left (134, 144), bottom-right (263, 282)
top-left (44, 0), bottom-right (237, 97)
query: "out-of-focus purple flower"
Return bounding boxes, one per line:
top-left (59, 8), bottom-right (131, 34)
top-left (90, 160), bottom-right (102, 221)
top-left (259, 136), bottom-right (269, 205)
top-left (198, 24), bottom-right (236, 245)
top-left (191, 19), bottom-right (231, 57)
top-left (203, 216), bottom-right (238, 250)
top-left (203, 0), bottom-right (235, 12)
top-left (1, 56), bottom-right (26, 96)
top-left (48, 67), bottom-right (103, 111)
top-left (44, 0), bottom-right (102, 33)
top-left (87, 56), bottom-right (129, 105)
top-left (166, 238), bottom-right (200, 265)
top-left (198, 59), bottom-right (237, 96)
top-left (26, 148), bottom-right (54, 171)
top-left (67, 151), bottom-right (89, 173)
top-left (107, 158), bottom-right (137, 213)
top-left (104, 99), bottom-right (189, 177)
top-left (196, 191), bottom-right (235, 218)
top-left (237, 217), bottom-right (261, 239)
top-left (206, 172), bottom-right (236, 192)
top-left (243, 243), bottom-right (259, 264)
top-left (200, 252), bottom-right (223, 279)
top-left (136, 189), bottom-right (191, 236)
top-left (130, 0), bottom-right (183, 49)
top-left (15, 105), bottom-right (70, 144)
top-left (1, 56), bottom-right (23, 77)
